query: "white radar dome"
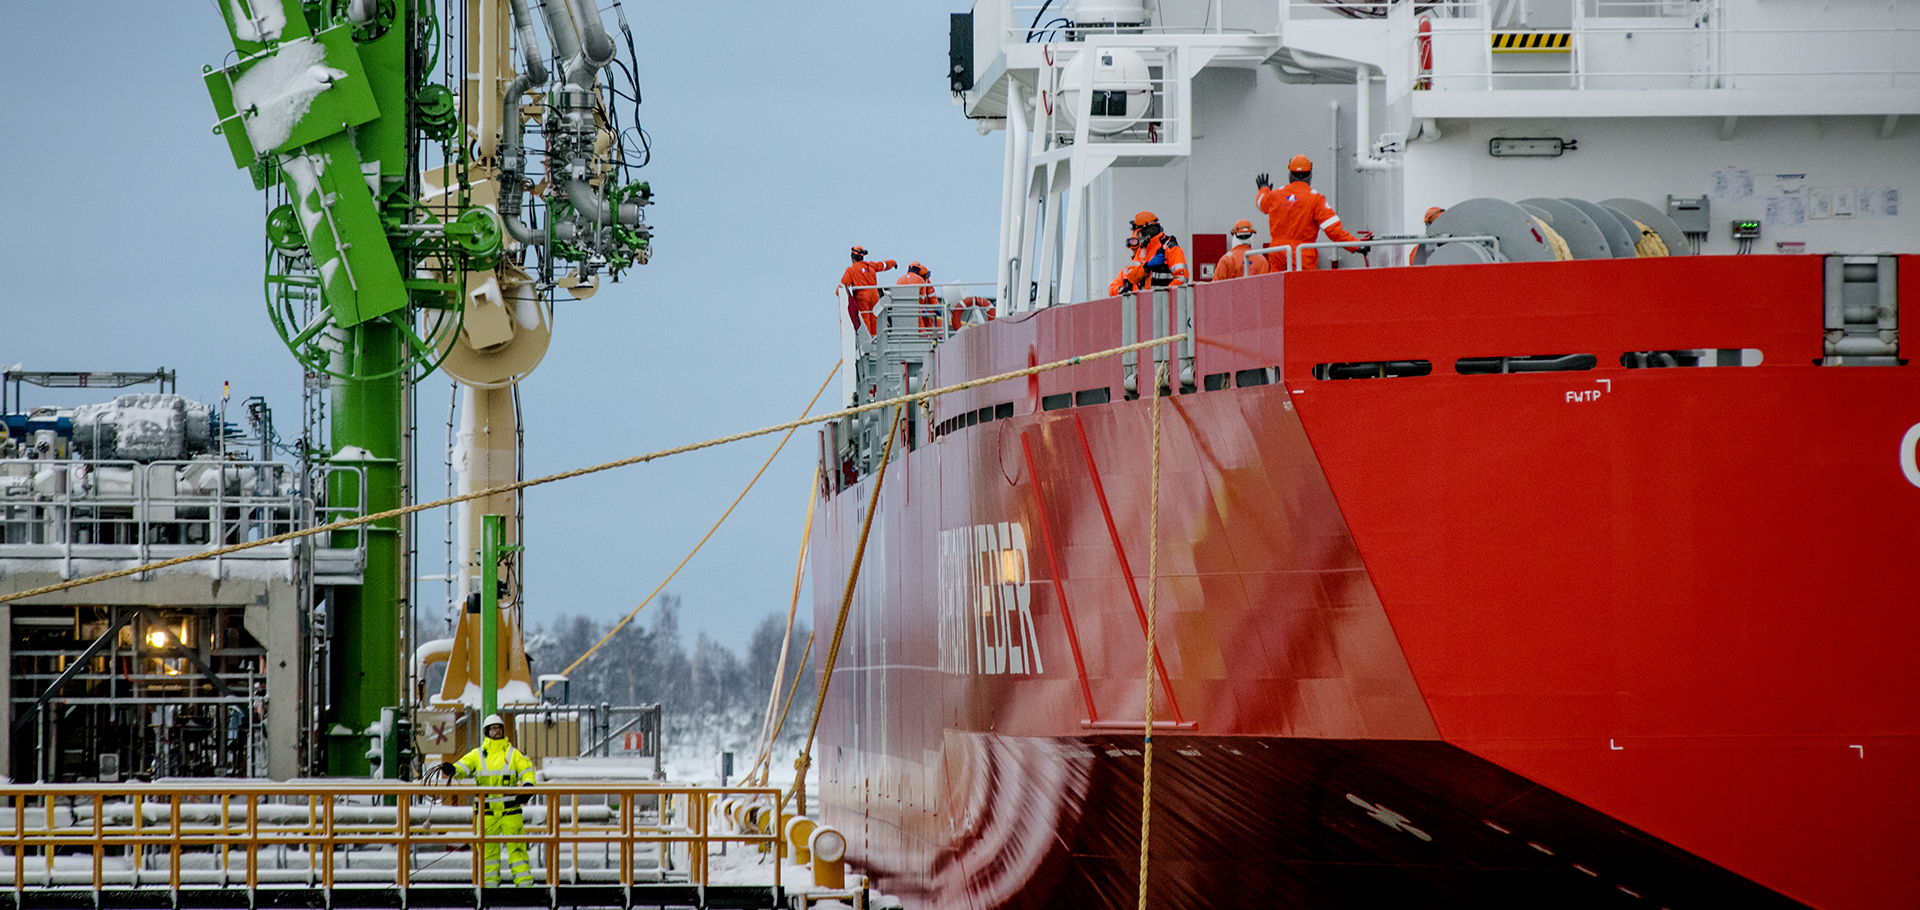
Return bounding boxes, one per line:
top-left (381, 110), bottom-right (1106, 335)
top-left (1056, 46), bottom-right (1151, 136)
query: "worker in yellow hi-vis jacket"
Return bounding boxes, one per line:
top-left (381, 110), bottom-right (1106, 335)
top-left (441, 714), bottom-right (536, 886)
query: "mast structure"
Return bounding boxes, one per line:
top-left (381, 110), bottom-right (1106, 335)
top-left (203, 0), bottom-right (652, 775)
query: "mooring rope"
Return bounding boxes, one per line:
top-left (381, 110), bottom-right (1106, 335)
top-left (0, 334), bottom-right (1184, 607)
top-left (755, 628), bottom-right (814, 790)
top-left (1137, 362), bottom-right (1167, 910)
top-left (790, 406), bottom-right (904, 814)
top-left (745, 464), bottom-right (821, 786)
top-left (555, 363), bottom-right (839, 679)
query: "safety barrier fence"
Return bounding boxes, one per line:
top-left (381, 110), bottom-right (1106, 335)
top-left (1244, 234), bottom-right (1502, 272)
top-left (0, 781), bottom-right (783, 901)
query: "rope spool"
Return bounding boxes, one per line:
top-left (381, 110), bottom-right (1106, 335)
top-left (1632, 220), bottom-right (1671, 257)
top-left (1532, 216), bottom-right (1573, 261)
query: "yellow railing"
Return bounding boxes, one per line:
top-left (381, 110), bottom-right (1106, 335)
top-left (0, 782), bottom-right (782, 893)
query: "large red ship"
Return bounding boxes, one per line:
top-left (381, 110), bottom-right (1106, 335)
top-left (810, 3), bottom-right (1920, 907)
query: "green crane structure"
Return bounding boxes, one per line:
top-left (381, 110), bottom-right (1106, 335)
top-left (203, 0), bottom-right (652, 776)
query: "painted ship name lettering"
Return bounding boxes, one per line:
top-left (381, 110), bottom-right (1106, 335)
top-left (938, 522), bottom-right (1044, 676)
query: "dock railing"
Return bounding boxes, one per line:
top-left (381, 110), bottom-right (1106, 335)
top-left (0, 780), bottom-right (784, 901)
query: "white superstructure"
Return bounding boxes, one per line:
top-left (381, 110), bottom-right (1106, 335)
top-left (956, 0), bottom-right (1920, 310)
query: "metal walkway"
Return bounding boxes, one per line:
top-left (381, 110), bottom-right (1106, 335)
top-left (0, 782), bottom-right (800, 909)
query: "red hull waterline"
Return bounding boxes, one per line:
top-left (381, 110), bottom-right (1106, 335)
top-left (809, 256), bottom-right (1920, 910)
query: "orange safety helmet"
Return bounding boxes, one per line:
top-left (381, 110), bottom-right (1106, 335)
top-left (1424, 207), bottom-right (1445, 225)
top-left (1229, 218), bottom-right (1255, 235)
top-left (1131, 211), bottom-right (1161, 230)
top-left (1288, 154), bottom-right (1313, 172)
top-left (907, 261), bottom-right (929, 277)
top-left (851, 245), bottom-right (868, 258)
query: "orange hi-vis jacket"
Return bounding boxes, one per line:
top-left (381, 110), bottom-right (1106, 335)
top-left (1107, 233), bottom-right (1188, 295)
top-left (840, 260), bottom-right (897, 333)
top-left (1212, 242), bottom-right (1271, 281)
top-left (898, 270), bottom-right (941, 330)
top-left (1257, 181), bottom-right (1359, 272)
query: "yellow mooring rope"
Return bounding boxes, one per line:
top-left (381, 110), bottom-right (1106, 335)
top-left (1137, 362), bottom-right (1167, 910)
top-left (745, 463), bottom-right (821, 787)
top-left (0, 333), bottom-right (1185, 607)
top-left (556, 363), bottom-right (839, 679)
top-left (790, 406), bottom-right (905, 815)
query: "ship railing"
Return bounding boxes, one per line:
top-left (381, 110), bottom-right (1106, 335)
top-left (1007, 5), bottom-right (1264, 42)
top-left (1244, 235), bottom-right (1502, 272)
top-left (0, 781), bottom-right (786, 899)
top-left (0, 459), bottom-right (365, 583)
top-left (837, 283), bottom-right (998, 476)
top-left (414, 705), bottom-right (667, 778)
top-left (855, 283), bottom-right (1000, 397)
top-left (1345, 0), bottom-right (1920, 93)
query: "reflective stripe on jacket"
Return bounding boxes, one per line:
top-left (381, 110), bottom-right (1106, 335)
top-left (454, 739), bottom-right (535, 811)
top-left (1256, 181), bottom-right (1358, 270)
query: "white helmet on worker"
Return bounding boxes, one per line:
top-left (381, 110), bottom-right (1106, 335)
top-left (483, 713), bottom-right (506, 736)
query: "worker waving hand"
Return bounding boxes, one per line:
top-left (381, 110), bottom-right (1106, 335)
top-left (442, 715), bottom-right (537, 887)
top-left (840, 246), bottom-right (897, 335)
top-left (1255, 155), bottom-right (1370, 272)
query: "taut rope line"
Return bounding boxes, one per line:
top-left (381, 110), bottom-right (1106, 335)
top-left (555, 362), bottom-right (840, 679)
top-left (1137, 362), bottom-right (1167, 910)
top-left (0, 334), bottom-right (1187, 606)
top-left (745, 464), bottom-right (822, 786)
top-left (791, 406), bottom-right (904, 814)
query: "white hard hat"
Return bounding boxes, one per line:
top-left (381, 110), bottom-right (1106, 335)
top-left (482, 714), bottom-right (505, 729)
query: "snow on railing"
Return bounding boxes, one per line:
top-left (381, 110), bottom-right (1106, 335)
top-left (0, 459), bottom-right (363, 581)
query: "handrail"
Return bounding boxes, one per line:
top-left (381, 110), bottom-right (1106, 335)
top-left (1244, 234), bottom-right (1503, 273)
top-left (1, 460), bottom-right (366, 573)
top-left (0, 782), bottom-right (786, 893)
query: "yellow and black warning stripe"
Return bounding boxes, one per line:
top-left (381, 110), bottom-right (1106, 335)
top-left (1491, 32), bottom-right (1572, 52)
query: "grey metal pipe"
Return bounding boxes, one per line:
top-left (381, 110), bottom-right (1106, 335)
top-left (562, 174), bottom-right (643, 227)
top-left (502, 214), bottom-right (578, 246)
top-left (539, 0), bottom-right (585, 64)
top-left (508, 0), bottom-right (549, 86)
top-left (500, 0), bottom-right (552, 245)
top-left (570, 0), bottom-right (617, 69)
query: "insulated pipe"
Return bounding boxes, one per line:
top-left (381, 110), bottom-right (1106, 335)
top-left (540, 0), bottom-right (586, 66)
top-left (1353, 65), bottom-right (1396, 172)
top-left (508, 0), bottom-right (549, 86)
top-left (500, 0), bottom-right (551, 246)
top-left (563, 175), bottom-right (644, 227)
top-left (569, 0), bottom-right (617, 70)
top-left (502, 213), bottom-right (579, 246)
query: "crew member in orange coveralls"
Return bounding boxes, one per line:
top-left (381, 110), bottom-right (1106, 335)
top-left (840, 246), bottom-right (896, 334)
top-left (1411, 206), bottom-right (1445, 264)
top-left (1255, 155), bottom-right (1370, 272)
top-left (1210, 219), bottom-right (1270, 281)
top-left (899, 261), bottom-right (942, 332)
top-left (1107, 211), bottom-right (1188, 295)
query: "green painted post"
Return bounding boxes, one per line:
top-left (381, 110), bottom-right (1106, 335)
top-left (481, 514), bottom-right (505, 721)
top-left (329, 321), bottom-right (404, 777)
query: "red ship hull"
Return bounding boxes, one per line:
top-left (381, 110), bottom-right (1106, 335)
top-left (809, 256), bottom-right (1920, 909)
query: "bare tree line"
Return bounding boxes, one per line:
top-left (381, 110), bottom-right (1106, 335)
top-left (524, 596), bottom-right (816, 757)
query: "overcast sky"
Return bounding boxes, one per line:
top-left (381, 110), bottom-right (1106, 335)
top-left (0, 2), bottom-right (1001, 654)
